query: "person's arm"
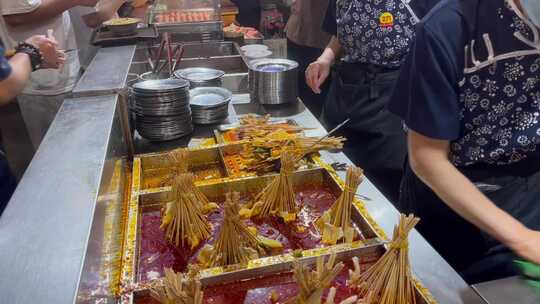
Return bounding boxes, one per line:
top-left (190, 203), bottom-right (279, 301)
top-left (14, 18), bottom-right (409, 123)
top-left (82, 0), bottom-right (125, 28)
top-left (408, 130), bottom-right (540, 264)
top-left (320, 36), bottom-right (342, 64)
top-left (0, 35), bottom-right (63, 104)
top-left (305, 36), bottom-right (341, 94)
top-left (0, 53), bottom-right (31, 105)
top-left (3, 0), bottom-right (98, 27)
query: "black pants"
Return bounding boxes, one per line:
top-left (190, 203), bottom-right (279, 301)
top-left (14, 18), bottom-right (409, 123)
top-left (400, 157), bottom-right (540, 283)
top-left (0, 150), bottom-right (16, 216)
top-left (321, 62), bottom-right (407, 204)
top-left (287, 39), bottom-right (330, 118)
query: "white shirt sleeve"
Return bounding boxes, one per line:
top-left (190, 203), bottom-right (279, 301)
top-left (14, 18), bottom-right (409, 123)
top-left (1, 0), bottom-right (42, 16)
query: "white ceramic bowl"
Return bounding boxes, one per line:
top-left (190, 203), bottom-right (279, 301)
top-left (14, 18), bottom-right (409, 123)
top-left (245, 50), bottom-right (273, 61)
top-left (241, 44), bottom-right (269, 53)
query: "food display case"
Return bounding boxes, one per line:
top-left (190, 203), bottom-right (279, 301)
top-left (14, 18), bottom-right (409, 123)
top-left (147, 0), bottom-right (223, 41)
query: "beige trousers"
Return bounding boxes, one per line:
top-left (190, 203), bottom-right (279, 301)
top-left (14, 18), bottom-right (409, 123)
top-left (17, 93), bottom-right (69, 151)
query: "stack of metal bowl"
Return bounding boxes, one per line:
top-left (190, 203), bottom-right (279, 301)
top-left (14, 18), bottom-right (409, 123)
top-left (189, 87), bottom-right (232, 124)
top-left (248, 58), bottom-right (299, 104)
top-left (132, 79), bottom-right (193, 141)
top-left (174, 67), bottom-right (225, 88)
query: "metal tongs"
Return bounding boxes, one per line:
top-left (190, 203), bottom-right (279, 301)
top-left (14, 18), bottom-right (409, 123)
top-left (150, 33), bottom-right (185, 78)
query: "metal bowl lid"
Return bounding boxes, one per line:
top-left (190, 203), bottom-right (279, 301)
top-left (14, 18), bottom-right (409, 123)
top-left (189, 87), bottom-right (232, 107)
top-left (249, 58), bottom-right (299, 72)
top-left (174, 67), bottom-right (225, 83)
top-left (133, 79), bottom-right (189, 92)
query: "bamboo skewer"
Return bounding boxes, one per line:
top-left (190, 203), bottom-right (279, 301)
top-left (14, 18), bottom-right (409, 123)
top-left (150, 268), bottom-right (203, 304)
top-left (249, 150), bottom-right (298, 222)
top-left (160, 174), bottom-right (211, 249)
top-left (349, 214), bottom-right (420, 304)
top-left (290, 253), bottom-right (357, 304)
top-left (317, 166), bottom-right (364, 245)
top-left (209, 192), bottom-right (261, 267)
top-left (168, 148), bottom-right (190, 174)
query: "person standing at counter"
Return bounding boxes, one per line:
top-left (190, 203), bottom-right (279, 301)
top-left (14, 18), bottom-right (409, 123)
top-left (0, 16), bottom-right (62, 215)
top-left (389, 0), bottom-right (540, 283)
top-left (285, 0), bottom-right (331, 118)
top-left (305, 0), bottom-right (439, 203)
top-left (1, 0), bottom-right (98, 150)
top-left (230, 0), bottom-right (261, 29)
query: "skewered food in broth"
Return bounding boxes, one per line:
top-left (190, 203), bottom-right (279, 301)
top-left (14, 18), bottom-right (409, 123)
top-left (348, 214), bottom-right (420, 304)
top-left (241, 150), bottom-right (298, 222)
top-left (207, 192), bottom-right (262, 267)
top-left (223, 114), bottom-right (308, 142)
top-left (237, 130), bottom-right (345, 174)
top-left (316, 166), bottom-right (364, 245)
top-left (160, 174), bottom-right (212, 249)
top-left (290, 253), bottom-right (357, 304)
top-left (150, 267), bottom-right (203, 304)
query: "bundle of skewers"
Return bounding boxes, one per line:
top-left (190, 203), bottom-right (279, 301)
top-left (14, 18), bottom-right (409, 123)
top-left (239, 130), bottom-right (345, 174)
top-left (241, 150), bottom-right (299, 222)
top-left (289, 253), bottom-right (358, 304)
top-left (208, 192), bottom-right (261, 267)
top-left (224, 114), bottom-right (309, 142)
top-left (317, 166), bottom-right (364, 245)
top-left (292, 253), bottom-right (344, 304)
top-left (150, 267), bottom-right (203, 304)
top-left (348, 214), bottom-right (420, 304)
top-left (160, 174), bottom-right (217, 249)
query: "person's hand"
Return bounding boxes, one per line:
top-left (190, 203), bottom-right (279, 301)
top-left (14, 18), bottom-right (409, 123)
top-left (305, 58), bottom-right (331, 94)
top-left (24, 35), bottom-right (64, 69)
top-left (76, 0), bottom-right (99, 7)
top-left (82, 11), bottom-right (104, 28)
top-left (510, 229), bottom-right (540, 264)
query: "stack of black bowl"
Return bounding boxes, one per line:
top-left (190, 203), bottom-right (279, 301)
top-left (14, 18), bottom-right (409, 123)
top-left (132, 79), bottom-right (193, 141)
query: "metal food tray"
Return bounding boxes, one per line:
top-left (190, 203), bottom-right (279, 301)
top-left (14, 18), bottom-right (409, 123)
top-left (214, 118), bottom-right (303, 144)
top-left (134, 143), bottom-right (318, 191)
top-left (149, 8), bottom-right (218, 25)
top-left (119, 165), bottom-right (436, 304)
top-left (91, 25), bottom-right (158, 47)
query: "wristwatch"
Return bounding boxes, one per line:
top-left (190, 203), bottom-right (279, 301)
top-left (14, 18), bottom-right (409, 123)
top-left (6, 42), bottom-right (44, 71)
top-left (16, 42), bottom-right (43, 71)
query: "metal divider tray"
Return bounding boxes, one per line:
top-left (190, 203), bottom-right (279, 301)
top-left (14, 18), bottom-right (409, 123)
top-left (134, 143), bottom-right (318, 191)
top-left (119, 165), bottom-right (436, 304)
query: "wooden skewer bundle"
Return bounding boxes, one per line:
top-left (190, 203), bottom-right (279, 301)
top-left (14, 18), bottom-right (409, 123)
top-left (157, 148), bottom-right (189, 172)
top-left (350, 214), bottom-right (420, 304)
top-left (293, 136), bottom-right (346, 154)
top-left (253, 150), bottom-right (298, 221)
top-left (150, 268), bottom-right (203, 304)
top-left (169, 148), bottom-right (190, 174)
top-left (291, 253), bottom-right (345, 304)
top-left (236, 114), bottom-right (308, 139)
top-left (319, 166), bottom-right (364, 245)
top-left (161, 174), bottom-right (211, 249)
top-left (209, 192), bottom-right (260, 267)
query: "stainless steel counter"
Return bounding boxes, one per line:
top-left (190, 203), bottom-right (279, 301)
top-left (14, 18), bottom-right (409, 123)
top-left (472, 276), bottom-right (540, 304)
top-left (73, 45), bottom-right (137, 97)
top-left (0, 95), bottom-right (129, 304)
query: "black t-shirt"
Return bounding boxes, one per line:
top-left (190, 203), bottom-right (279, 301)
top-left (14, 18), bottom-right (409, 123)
top-left (389, 0), bottom-right (540, 166)
top-left (322, 0), bottom-right (440, 66)
top-left (322, 0), bottom-right (439, 35)
top-left (231, 0), bottom-right (261, 28)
